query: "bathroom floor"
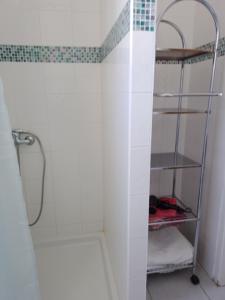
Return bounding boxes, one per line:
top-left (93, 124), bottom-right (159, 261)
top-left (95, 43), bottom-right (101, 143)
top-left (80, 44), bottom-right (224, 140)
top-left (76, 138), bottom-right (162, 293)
top-left (147, 265), bottom-right (225, 300)
top-left (34, 235), bottom-right (225, 300)
top-left (35, 235), bottom-right (112, 300)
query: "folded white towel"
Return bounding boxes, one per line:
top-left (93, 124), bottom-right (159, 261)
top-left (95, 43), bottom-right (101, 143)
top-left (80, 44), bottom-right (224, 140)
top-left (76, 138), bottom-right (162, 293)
top-left (148, 227), bottom-right (194, 271)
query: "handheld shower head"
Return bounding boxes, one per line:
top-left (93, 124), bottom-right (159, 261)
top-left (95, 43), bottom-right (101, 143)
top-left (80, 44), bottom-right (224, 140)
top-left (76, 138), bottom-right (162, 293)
top-left (12, 128), bottom-right (46, 227)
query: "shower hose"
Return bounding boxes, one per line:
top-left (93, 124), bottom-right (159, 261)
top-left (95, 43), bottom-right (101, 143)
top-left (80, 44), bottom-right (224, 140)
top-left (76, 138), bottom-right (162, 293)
top-left (12, 130), bottom-right (46, 227)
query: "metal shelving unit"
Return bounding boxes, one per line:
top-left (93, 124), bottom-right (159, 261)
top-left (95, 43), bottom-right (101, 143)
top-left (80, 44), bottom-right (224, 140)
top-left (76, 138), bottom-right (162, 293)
top-left (156, 48), bottom-right (212, 61)
top-left (151, 152), bottom-right (201, 170)
top-left (149, 196), bottom-right (198, 227)
top-left (153, 108), bottom-right (208, 115)
top-left (148, 0), bottom-right (222, 285)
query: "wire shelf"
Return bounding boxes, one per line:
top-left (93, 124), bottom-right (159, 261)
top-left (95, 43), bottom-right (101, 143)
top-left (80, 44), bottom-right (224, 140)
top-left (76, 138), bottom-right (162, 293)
top-left (151, 152), bottom-right (201, 171)
top-left (147, 263), bottom-right (194, 275)
top-left (154, 92), bottom-right (222, 97)
top-left (153, 108), bottom-right (208, 115)
top-left (156, 48), bottom-right (212, 61)
top-left (149, 196), bottom-right (198, 228)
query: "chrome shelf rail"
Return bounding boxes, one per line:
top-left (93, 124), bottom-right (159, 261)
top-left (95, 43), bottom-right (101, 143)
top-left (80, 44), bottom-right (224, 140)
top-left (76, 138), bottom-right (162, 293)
top-left (151, 152), bottom-right (201, 171)
top-left (156, 48), bottom-right (212, 61)
top-left (149, 217), bottom-right (198, 226)
top-left (154, 92), bottom-right (222, 97)
top-left (147, 263), bottom-right (194, 275)
top-left (153, 108), bottom-right (208, 115)
top-left (149, 196), bottom-right (198, 227)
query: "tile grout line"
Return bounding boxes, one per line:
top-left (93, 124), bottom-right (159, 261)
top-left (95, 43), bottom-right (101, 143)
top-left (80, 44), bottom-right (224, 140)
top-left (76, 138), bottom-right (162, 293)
top-left (183, 267), bottom-right (213, 300)
top-left (199, 285), bottom-right (213, 300)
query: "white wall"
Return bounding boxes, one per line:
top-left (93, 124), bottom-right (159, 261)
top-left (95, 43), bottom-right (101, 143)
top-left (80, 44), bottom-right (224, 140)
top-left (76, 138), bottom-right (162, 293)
top-left (101, 1), bottom-right (155, 300)
top-left (129, 31), bottom-right (155, 300)
top-left (0, 0), bottom-right (103, 242)
top-left (0, 0), bottom-right (101, 46)
top-left (191, 0), bottom-right (225, 46)
top-left (101, 33), bottom-right (131, 300)
top-left (101, 2), bottom-right (131, 299)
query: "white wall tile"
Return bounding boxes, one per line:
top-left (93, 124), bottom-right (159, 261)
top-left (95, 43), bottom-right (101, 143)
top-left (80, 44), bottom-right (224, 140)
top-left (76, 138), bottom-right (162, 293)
top-left (56, 223), bottom-right (83, 237)
top-left (54, 176), bottom-right (82, 225)
top-left (132, 63), bottom-right (155, 93)
top-left (83, 222), bottom-right (103, 234)
top-left (15, 94), bottom-right (48, 128)
top-left (132, 33), bottom-right (155, 93)
top-left (20, 151), bottom-right (53, 180)
top-left (75, 64), bottom-right (101, 93)
top-left (129, 237), bottom-right (148, 281)
top-left (27, 203), bottom-right (56, 229)
top-left (51, 151), bottom-right (80, 180)
top-left (102, 32), bottom-right (131, 300)
top-left (0, 0), bottom-right (71, 11)
top-left (129, 279), bottom-right (147, 300)
top-left (0, 7), bottom-right (156, 300)
top-left (81, 175), bottom-right (103, 223)
top-left (130, 147), bottom-right (151, 196)
top-left (100, 0), bottom-right (128, 41)
top-left (131, 93), bottom-right (152, 147)
top-left (40, 11), bottom-right (73, 46)
top-left (35, 0), bottom-right (71, 11)
top-left (72, 13), bottom-right (101, 46)
top-left (0, 0), bottom-right (105, 245)
top-left (49, 124), bottom-right (81, 152)
top-left (24, 176), bottom-right (54, 205)
top-left (71, 0), bottom-right (101, 13)
top-left (0, 63), bottom-right (45, 96)
top-left (44, 64), bottom-right (76, 94)
top-left (128, 31), bottom-right (155, 300)
top-left (0, 0), bottom-right (23, 11)
top-left (76, 92), bottom-right (102, 123)
top-left (78, 123), bottom-right (103, 224)
top-left (0, 9), bottom-right (41, 45)
top-left (130, 195), bottom-right (149, 239)
top-left (46, 94), bottom-right (83, 153)
top-left (31, 227), bottom-right (57, 242)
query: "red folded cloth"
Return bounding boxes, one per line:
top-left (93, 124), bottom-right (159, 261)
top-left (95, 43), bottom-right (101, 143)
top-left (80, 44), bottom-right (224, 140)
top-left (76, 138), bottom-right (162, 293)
top-left (149, 197), bottom-right (186, 230)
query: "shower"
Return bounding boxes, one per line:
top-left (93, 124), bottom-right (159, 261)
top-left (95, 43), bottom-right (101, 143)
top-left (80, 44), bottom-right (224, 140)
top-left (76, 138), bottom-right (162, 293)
top-left (12, 129), bottom-right (46, 226)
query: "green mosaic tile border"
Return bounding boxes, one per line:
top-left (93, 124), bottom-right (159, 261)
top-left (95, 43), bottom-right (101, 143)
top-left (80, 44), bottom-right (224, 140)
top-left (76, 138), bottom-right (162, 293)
top-left (0, 45), bottom-right (101, 63)
top-left (0, 0), bottom-right (156, 63)
top-left (101, 0), bottom-right (131, 61)
top-left (133, 0), bottom-right (156, 32)
top-left (101, 0), bottom-right (156, 61)
top-left (186, 37), bottom-right (225, 64)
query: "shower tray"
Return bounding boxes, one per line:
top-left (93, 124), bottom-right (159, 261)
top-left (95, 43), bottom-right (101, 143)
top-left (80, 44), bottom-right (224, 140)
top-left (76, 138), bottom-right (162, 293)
top-left (34, 235), bottom-right (117, 300)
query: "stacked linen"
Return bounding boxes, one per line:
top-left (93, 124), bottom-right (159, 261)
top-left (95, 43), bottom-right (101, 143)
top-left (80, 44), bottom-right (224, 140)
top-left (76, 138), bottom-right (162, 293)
top-left (148, 227), bottom-right (194, 273)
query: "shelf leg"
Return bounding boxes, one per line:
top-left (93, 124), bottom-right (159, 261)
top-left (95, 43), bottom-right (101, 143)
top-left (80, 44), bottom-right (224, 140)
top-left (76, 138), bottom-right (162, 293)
top-left (190, 274), bottom-right (200, 285)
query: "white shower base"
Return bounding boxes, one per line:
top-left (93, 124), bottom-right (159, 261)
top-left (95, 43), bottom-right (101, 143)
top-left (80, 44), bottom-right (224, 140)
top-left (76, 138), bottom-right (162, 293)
top-left (34, 234), bottom-right (117, 300)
